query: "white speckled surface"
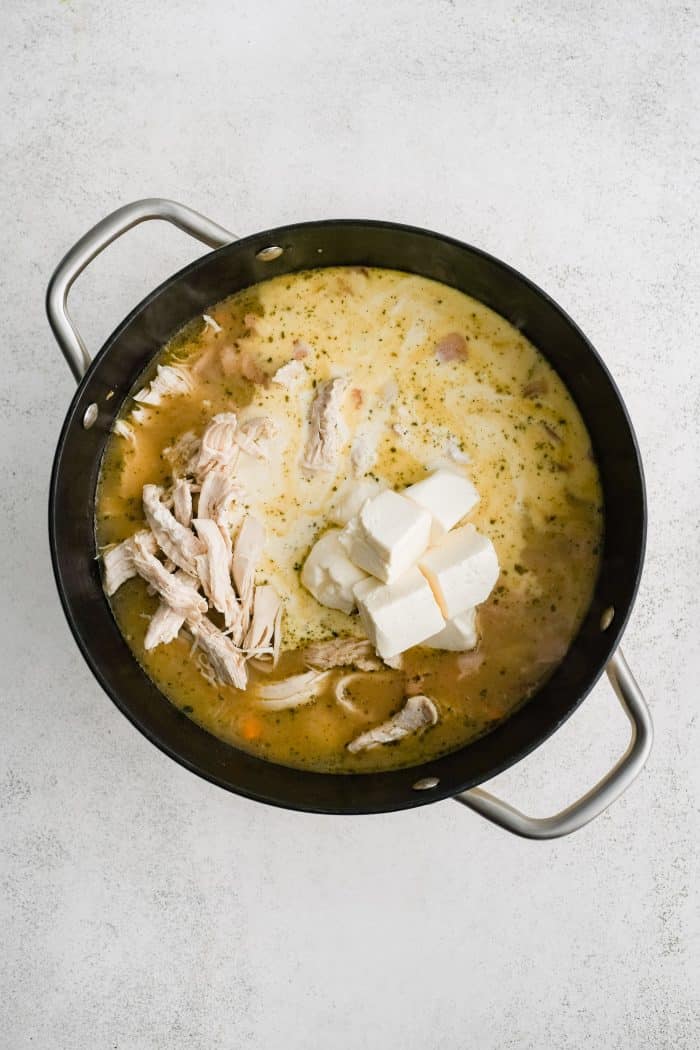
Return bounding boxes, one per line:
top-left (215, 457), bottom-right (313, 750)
top-left (2, 2), bottom-right (699, 1046)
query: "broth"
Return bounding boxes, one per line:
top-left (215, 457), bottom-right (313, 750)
top-left (96, 267), bottom-right (603, 773)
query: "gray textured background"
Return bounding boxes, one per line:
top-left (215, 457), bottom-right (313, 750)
top-left (2, 2), bottom-right (699, 1047)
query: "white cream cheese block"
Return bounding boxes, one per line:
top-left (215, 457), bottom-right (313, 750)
top-left (340, 489), bottom-right (432, 583)
top-left (353, 568), bottom-right (445, 659)
top-left (404, 468), bottom-right (480, 542)
top-left (419, 524), bottom-right (499, 618)
top-left (301, 529), bottom-right (369, 614)
top-left (423, 608), bottom-right (478, 651)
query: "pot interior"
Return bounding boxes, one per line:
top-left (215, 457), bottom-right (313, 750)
top-left (50, 220), bottom-right (645, 813)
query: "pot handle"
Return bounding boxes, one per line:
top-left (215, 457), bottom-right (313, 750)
top-left (46, 198), bottom-right (236, 382)
top-left (454, 648), bottom-right (652, 839)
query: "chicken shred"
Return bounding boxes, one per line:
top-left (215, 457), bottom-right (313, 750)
top-left (350, 433), bottom-right (376, 476)
top-left (197, 469), bottom-right (244, 529)
top-left (194, 413), bottom-right (240, 477)
top-left (162, 430), bottom-right (200, 478)
top-left (171, 479), bottom-right (193, 528)
top-left (102, 530), bottom-right (157, 596)
top-left (144, 571), bottom-right (200, 650)
top-left (346, 695), bottom-right (439, 753)
top-left (304, 638), bottom-right (382, 672)
top-left (302, 377), bottom-right (348, 472)
top-left (103, 406), bottom-right (281, 686)
top-left (243, 584), bottom-right (282, 659)
top-left (133, 364), bottom-right (193, 405)
top-left (112, 419), bottom-right (135, 442)
top-left (232, 515), bottom-right (266, 624)
top-left (142, 484), bottom-right (204, 576)
top-left (272, 360), bottom-right (306, 388)
top-left (187, 616), bottom-right (248, 689)
top-left (202, 313), bottom-right (222, 334)
top-left (193, 518), bottom-right (240, 629)
top-left (235, 416), bottom-right (278, 460)
top-left (255, 670), bottom-right (331, 710)
top-left (130, 533), bottom-right (208, 619)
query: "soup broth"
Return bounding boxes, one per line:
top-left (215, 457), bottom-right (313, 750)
top-left (96, 267), bottom-right (603, 773)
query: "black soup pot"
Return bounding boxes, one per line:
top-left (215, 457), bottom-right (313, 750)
top-left (47, 199), bottom-right (652, 837)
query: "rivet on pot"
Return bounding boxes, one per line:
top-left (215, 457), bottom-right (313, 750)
top-left (256, 245), bottom-right (284, 262)
top-left (600, 606), bottom-right (615, 631)
top-left (83, 403), bottom-right (98, 429)
top-left (412, 776), bottom-right (440, 791)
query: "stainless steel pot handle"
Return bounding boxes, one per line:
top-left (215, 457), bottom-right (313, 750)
top-left (46, 198), bottom-right (236, 381)
top-left (454, 648), bottom-right (652, 839)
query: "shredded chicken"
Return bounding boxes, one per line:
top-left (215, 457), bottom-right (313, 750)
top-left (142, 484), bottom-right (204, 576)
top-left (255, 670), bottom-right (331, 710)
top-left (202, 313), bottom-right (222, 334)
top-left (243, 585), bottom-right (282, 661)
top-left (302, 377), bottom-right (348, 472)
top-left (193, 518), bottom-right (240, 628)
top-left (130, 532), bottom-right (208, 619)
top-left (144, 571), bottom-right (200, 650)
top-left (232, 515), bottom-right (265, 621)
top-left (304, 637), bottom-right (382, 672)
top-left (162, 430), bottom-right (200, 478)
top-left (171, 479), bottom-right (193, 528)
top-left (104, 403), bottom-right (285, 685)
top-left (350, 433), bottom-right (376, 476)
top-left (346, 695), bottom-right (439, 753)
top-left (333, 673), bottom-right (365, 716)
top-left (102, 530), bottom-right (157, 596)
top-left (187, 616), bottom-right (247, 689)
top-left (112, 419), bottom-right (135, 442)
top-left (194, 413), bottom-right (240, 477)
top-left (197, 469), bottom-right (244, 529)
top-left (133, 364), bottom-right (193, 405)
top-left (272, 359), bottom-right (305, 388)
top-left (234, 416), bottom-right (278, 460)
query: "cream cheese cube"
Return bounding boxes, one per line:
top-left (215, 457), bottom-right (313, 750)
top-left (301, 529), bottom-right (369, 614)
top-left (339, 489), bottom-right (432, 583)
top-left (353, 568), bottom-right (446, 659)
top-left (404, 469), bottom-right (480, 542)
top-left (329, 478), bottom-right (384, 527)
top-left (419, 524), bottom-right (499, 618)
top-left (423, 608), bottom-right (478, 651)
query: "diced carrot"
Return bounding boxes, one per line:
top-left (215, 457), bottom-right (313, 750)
top-left (241, 715), bottom-right (264, 741)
